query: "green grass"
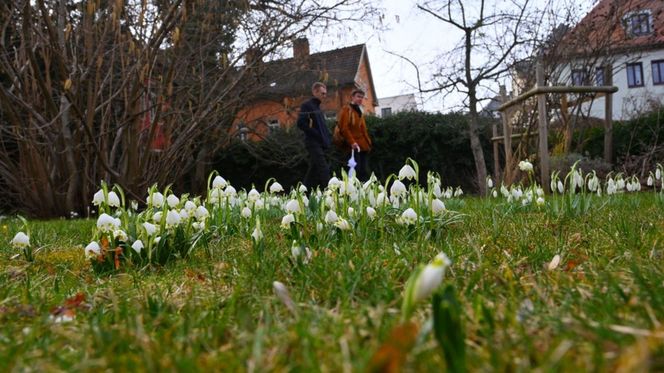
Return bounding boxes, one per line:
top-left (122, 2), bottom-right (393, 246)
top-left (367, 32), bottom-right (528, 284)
top-left (1, 194), bottom-right (663, 371)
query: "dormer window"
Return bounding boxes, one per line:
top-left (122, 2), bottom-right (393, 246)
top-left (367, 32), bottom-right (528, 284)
top-left (623, 10), bottom-right (653, 37)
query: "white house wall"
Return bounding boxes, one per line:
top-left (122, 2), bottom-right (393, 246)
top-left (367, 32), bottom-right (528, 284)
top-left (556, 48), bottom-right (664, 120)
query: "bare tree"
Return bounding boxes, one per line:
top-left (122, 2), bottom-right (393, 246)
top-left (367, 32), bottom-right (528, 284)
top-left (0, 0), bottom-right (378, 217)
top-left (415, 0), bottom-right (545, 194)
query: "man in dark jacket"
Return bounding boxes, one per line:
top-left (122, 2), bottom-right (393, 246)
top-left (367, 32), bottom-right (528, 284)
top-left (297, 82), bottom-right (331, 190)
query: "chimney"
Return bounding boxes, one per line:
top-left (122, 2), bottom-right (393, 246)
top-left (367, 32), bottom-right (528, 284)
top-left (293, 37), bottom-right (310, 60)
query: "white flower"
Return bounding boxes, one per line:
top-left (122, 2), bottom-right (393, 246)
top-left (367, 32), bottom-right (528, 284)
top-left (291, 241), bottom-right (312, 263)
top-left (347, 207), bottom-right (355, 217)
top-left (97, 213), bottom-right (120, 232)
top-left (165, 209), bottom-right (181, 228)
top-left (327, 177), bottom-right (342, 190)
top-left (334, 218), bottom-right (351, 230)
top-left (184, 200), bottom-right (197, 212)
top-left (398, 164), bottom-right (417, 180)
top-left (167, 194), bottom-right (180, 208)
top-left (85, 241), bottom-right (101, 259)
top-left (269, 182), bottom-right (284, 193)
top-left (92, 189), bottom-right (105, 206)
top-left (536, 197), bottom-right (545, 206)
top-left (154, 236), bottom-right (161, 244)
top-left (656, 168), bottom-right (662, 180)
top-left (492, 190), bottom-right (498, 198)
top-left (11, 232), bottom-right (30, 249)
top-left (366, 206), bottom-right (376, 220)
top-left (152, 211), bottom-right (163, 223)
top-left (557, 180), bottom-right (564, 194)
top-left (281, 213), bottom-right (295, 229)
top-left (432, 183), bottom-right (442, 198)
top-left (647, 175), bottom-right (654, 186)
top-left (284, 199), bottom-right (301, 214)
top-left (324, 210), bottom-right (338, 224)
top-left (113, 229), bottom-right (128, 242)
top-left (518, 160), bottom-right (533, 173)
top-left (107, 191), bottom-right (121, 207)
top-left (149, 192), bottom-right (164, 208)
top-left (251, 219), bottom-right (263, 242)
top-left (254, 199), bottom-right (265, 210)
top-left (131, 240), bottom-right (144, 254)
top-left (486, 177), bottom-right (494, 189)
top-left (431, 199), bottom-right (446, 215)
top-left (273, 281), bottom-right (297, 315)
top-left (399, 208), bottom-right (418, 225)
top-left (179, 209), bottom-right (190, 220)
top-left (413, 253), bottom-right (451, 303)
top-left (241, 207), bottom-right (252, 218)
top-left (248, 188), bottom-right (260, 202)
top-left (390, 180), bottom-right (407, 198)
top-left (453, 187), bottom-right (463, 197)
top-left (225, 185), bottom-right (237, 197)
top-left (194, 205), bottom-right (209, 221)
top-left (143, 222), bottom-right (157, 236)
top-left (298, 184), bottom-right (308, 193)
top-left (131, 201), bottom-right (139, 211)
top-left (212, 175), bottom-right (227, 189)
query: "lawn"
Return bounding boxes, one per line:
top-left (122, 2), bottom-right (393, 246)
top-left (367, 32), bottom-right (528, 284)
top-left (1, 166), bottom-right (663, 371)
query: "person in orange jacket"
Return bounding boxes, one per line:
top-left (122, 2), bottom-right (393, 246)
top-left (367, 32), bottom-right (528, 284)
top-left (337, 89), bottom-right (372, 181)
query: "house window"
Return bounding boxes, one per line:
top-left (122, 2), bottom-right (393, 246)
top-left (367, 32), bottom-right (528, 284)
top-left (381, 107), bottom-right (392, 117)
top-left (652, 60), bottom-right (664, 85)
top-left (624, 11), bottom-right (653, 37)
top-left (626, 62), bottom-right (644, 87)
top-left (595, 67), bottom-right (605, 86)
top-left (571, 69), bottom-right (588, 86)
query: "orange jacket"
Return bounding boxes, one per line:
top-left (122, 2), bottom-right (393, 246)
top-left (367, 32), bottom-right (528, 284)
top-left (337, 104), bottom-right (372, 152)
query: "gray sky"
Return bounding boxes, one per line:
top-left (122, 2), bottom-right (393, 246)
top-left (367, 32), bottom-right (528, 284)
top-left (309, 0), bottom-right (596, 112)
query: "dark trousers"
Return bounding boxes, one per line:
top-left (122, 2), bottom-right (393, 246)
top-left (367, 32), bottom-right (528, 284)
top-left (350, 150), bottom-right (370, 181)
top-left (304, 142), bottom-right (330, 191)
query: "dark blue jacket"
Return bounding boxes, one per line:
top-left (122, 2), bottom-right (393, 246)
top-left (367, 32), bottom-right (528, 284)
top-left (296, 98), bottom-right (331, 148)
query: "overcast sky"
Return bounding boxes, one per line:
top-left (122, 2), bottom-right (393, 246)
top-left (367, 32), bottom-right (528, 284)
top-left (307, 0), bottom-right (596, 112)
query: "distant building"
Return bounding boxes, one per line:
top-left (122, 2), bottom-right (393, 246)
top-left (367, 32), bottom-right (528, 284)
top-left (375, 94), bottom-right (418, 118)
top-left (233, 38), bottom-right (379, 141)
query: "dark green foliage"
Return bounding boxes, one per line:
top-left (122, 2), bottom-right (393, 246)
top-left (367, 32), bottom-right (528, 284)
top-left (433, 285), bottom-right (466, 373)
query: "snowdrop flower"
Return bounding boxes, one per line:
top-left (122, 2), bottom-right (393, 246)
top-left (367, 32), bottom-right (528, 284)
top-left (536, 196), bottom-right (545, 206)
top-left (92, 189), bottom-right (105, 206)
top-left (431, 199), bottom-right (446, 215)
top-left (412, 253), bottom-right (451, 304)
top-left (347, 207), bottom-right (355, 217)
top-left (269, 182), bottom-right (284, 193)
top-left (165, 209), bottom-right (181, 228)
top-left (152, 211), bottom-right (163, 223)
top-left (398, 164), bottom-right (417, 180)
top-left (224, 185), bottom-right (237, 197)
top-left (366, 206), bottom-right (376, 220)
top-left (179, 209), bottom-right (190, 220)
top-left (241, 207), bottom-right (252, 218)
top-left (251, 219), bottom-right (263, 243)
top-left (656, 168), bottom-right (662, 180)
top-left (375, 192), bottom-right (386, 206)
top-left (273, 281), bottom-right (297, 315)
top-left (149, 192), bottom-right (164, 208)
top-left (280, 213), bottom-right (295, 229)
top-left (647, 175), bottom-right (654, 186)
top-left (616, 177), bottom-right (625, 190)
top-left (518, 160), bottom-right (533, 173)
top-left (194, 205), bottom-right (209, 221)
top-left (192, 222), bottom-right (204, 230)
top-left (443, 187), bottom-right (454, 199)
top-left (212, 175), bottom-right (227, 189)
top-left (486, 177), bottom-right (494, 189)
top-left (11, 232), bottom-right (30, 249)
top-left (254, 199), bottom-right (265, 210)
top-left (557, 180), bottom-right (564, 194)
top-left (85, 241), bottom-right (101, 259)
top-left (587, 175), bottom-right (600, 192)
top-left (607, 178), bottom-right (617, 195)
top-left (492, 190), bottom-right (498, 198)
top-left (131, 201), bottom-right (139, 211)
top-left (334, 218), bottom-right (351, 230)
top-left (399, 208), bottom-right (418, 225)
top-left (113, 229), bottom-right (128, 242)
top-left (167, 194), bottom-right (180, 208)
top-left (327, 177), bottom-right (342, 190)
top-left (390, 180), bottom-right (407, 198)
top-left (184, 200), bottom-right (197, 212)
top-left (324, 210), bottom-right (338, 224)
top-left (298, 184), bottom-right (308, 193)
top-left (143, 222), bottom-right (157, 236)
top-left (131, 240), bottom-right (144, 254)
top-left (107, 191), bottom-right (121, 207)
top-left (453, 187), bottom-right (463, 197)
top-left (284, 199), bottom-right (300, 214)
top-left (500, 184), bottom-right (509, 198)
top-left (97, 213), bottom-right (120, 232)
top-left (154, 236), bottom-right (161, 245)
top-left (291, 241), bottom-right (312, 264)
top-left (248, 188), bottom-right (260, 202)
top-left (208, 188), bottom-right (222, 204)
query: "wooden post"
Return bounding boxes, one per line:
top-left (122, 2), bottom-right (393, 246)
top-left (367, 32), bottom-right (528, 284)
top-left (500, 85), bottom-right (513, 184)
top-left (604, 64), bottom-right (613, 164)
top-left (493, 86), bottom-right (505, 184)
top-left (536, 63), bottom-right (550, 193)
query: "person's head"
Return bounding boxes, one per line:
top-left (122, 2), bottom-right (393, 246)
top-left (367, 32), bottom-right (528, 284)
top-left (351, 89), bottom-right (365, 105)
top-left (312, 82), bottom-right (327, 100)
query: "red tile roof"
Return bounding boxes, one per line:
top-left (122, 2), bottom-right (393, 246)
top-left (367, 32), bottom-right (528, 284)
top-left (563, 0), bottom-right (664, 56)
